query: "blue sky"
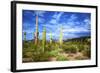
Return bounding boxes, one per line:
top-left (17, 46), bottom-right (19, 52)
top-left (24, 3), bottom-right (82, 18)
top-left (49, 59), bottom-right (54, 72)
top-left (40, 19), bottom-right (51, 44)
top-left (22, 10), bottom-right (91, 40)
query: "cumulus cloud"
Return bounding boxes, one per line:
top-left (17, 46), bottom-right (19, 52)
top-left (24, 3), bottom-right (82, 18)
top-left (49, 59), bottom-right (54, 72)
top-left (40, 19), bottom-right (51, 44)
top-left (62, 27), bottom-right (90, 33)
top-left (23, 10), bottom-right (91, 40)
top-left (53, 12), bottom-right (64, 21)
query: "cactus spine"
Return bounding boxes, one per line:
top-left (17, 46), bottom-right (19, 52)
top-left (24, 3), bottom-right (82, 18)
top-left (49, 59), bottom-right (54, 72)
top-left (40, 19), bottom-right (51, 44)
top-left (42, 27), bottom-right (46, 52)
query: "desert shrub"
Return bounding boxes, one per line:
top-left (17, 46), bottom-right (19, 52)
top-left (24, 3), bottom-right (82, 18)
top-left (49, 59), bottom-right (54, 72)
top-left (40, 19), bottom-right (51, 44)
top-left (82, 48), bottom-right (91, 58)
top-left (23, 47), bottom-right (34, 58)
top-left (32, 47), bottom-right (49, 62)
top-left (57, 55), bottom-right (68, 61)
top-left (48, 49), bottom-right (61, 57)
top-left (31, 44), bottom-right (61, 62)
top-left (69, 47), bottom-right (77, 53)
top-left (45, 43), bottom-right (52, 51)
top-left (23, 42), bottom-right (29, 48)
top-left (77, 45), bottom-right (85, 52)
top-left (63, 45), bottom-right (78, 53)
top-left (32, 52), bottom-right (49, 62)
top-left (23, 52), bottom-right (33, 58)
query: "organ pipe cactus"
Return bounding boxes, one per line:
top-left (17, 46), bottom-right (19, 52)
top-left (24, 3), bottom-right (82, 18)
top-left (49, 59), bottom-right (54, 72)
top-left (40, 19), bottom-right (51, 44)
top-left (59, 26), bottom-right (63, 46)
top-left (42, 27), bottom-right (46, 52)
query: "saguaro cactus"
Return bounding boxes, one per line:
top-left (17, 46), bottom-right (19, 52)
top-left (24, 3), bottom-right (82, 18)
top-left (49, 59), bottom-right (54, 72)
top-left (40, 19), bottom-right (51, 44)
top-left (42, 27), bottom-right (46, 52)
top-left (24, 32), bottom-right (26, 41)
top-left (50, 32), bottom-right (52, 44)
top-left (34, 15), bottom-right (39, 46)
top-left (59, 26), bottom-right (63, 46)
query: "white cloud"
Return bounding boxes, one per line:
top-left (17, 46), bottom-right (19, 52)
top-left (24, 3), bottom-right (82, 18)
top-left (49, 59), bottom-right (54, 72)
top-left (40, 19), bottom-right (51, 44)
top-left (62, 27), bottom-right (90, 33)
top-left (23, 29), bottom-right (34, 34)
top-left (70, 14), bottom-right (77, 20)
top-left (84, 18), bottom-right (90, 23)
top-left (24, 11), bottom-right (35, 16)
top-left (52, 12), bottom-right (58, 18)
top-left (49, 19), bottom-right (57, 24)
top-left (43, 24), bottom-right (54, 29)
top-left (57, 12), bottom-right (64, 21)
top-left (38, 17), bottom-right (45, 23)
top-left (52, 12), bottom-right (64, 21)
top-left (34, 11), bottom-right (46, 16)
top-left (83, 18), bottom-right (91, 29)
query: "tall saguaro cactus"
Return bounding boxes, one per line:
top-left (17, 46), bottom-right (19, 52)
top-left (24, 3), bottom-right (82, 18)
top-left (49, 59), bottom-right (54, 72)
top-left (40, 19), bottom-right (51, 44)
top-left (34, 15), bottom-right (39, 46)
top-left (50, 32), bottom-right (52, 44)
top-left (42, 27), bottom-right (46, 52)
top-left (24, 32), bottom-right (26, 41)
top-left (59, 26), bottom-right (63, 46)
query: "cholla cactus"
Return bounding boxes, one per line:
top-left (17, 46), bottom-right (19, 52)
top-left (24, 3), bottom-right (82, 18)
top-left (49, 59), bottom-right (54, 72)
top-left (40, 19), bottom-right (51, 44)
top-left (24, 32), bottom-right (26, 41)
top-left (42, 27), bottom-right (46, 52)
top-left (59, 26), bottom-right (63, 46)
top-left (50, 32), bottom-right (52, 44)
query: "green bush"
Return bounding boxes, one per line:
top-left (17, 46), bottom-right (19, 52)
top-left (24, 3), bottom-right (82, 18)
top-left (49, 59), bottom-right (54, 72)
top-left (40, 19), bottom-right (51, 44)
top-left (82, 48), bottom-right (91, 58)
top-left (32, 47), bottom-right (49, 62)
top-left (57, 55), bottom-right (68, 61)
top-left (63, 45), bottom-right (78, 53)
top-left (77, 45), bottom-right (85, 52)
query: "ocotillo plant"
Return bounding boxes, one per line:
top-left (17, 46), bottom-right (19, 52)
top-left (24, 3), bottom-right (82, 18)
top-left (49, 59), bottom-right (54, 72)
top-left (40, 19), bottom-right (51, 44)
top-left (24, 32), bottom-right (26, 41)
top-left (42, 27), bottom-right (46, 52)
top-left (59, 26), bottom-right (63, 47)
top-left (50, 32), bottom-right (52, 44)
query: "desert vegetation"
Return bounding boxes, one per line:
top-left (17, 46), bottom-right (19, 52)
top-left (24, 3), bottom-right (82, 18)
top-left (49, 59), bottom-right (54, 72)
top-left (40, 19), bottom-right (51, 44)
top-left (22, 30), bottom-right (91, 62)
top-left (22, 14), bottom-right (91, 63)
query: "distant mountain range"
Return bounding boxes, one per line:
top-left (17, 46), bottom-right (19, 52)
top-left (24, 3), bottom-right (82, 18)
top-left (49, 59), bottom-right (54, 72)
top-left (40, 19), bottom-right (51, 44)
top-left (64, 36), bottom-right (90, 42)
top-left (24, 36), bottom-right (90, 43)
